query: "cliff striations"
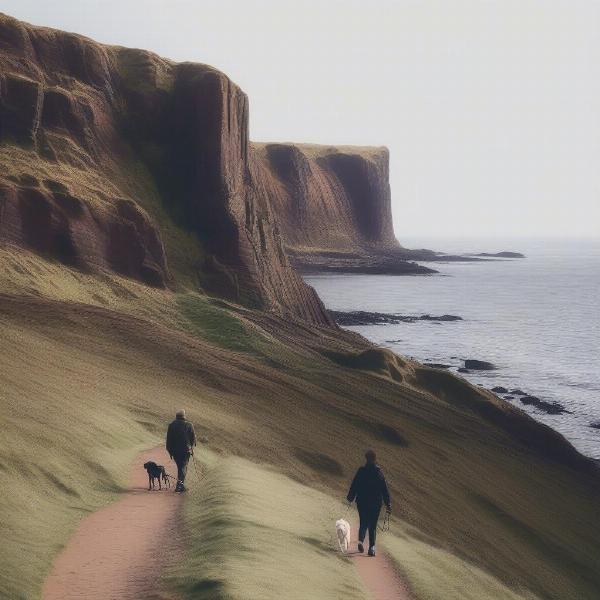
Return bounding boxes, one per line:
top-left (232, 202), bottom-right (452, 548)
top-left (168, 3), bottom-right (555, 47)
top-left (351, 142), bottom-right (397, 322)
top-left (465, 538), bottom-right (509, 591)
top-left (0, 13), bottom-right (435, 313)
top-left (252, 142), bottom-right (434, 274)
top-left (0, 13), bottom-right (332, 324)
top-left (251, 142), bottom-right (397, 251)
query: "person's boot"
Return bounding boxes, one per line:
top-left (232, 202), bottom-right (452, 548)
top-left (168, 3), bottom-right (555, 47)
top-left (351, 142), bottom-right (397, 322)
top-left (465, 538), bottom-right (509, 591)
top-left (368, 546), bottom-right (376, 557)
top-left (357, 541), bottom-right (364, 553)
top-left (175, 480), bottom-right (183, 492)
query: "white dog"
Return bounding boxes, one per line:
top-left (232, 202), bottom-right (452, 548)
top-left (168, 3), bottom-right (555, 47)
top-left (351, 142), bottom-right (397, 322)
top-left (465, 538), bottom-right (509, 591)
top-left (335, 518), bottom-right (351, 553)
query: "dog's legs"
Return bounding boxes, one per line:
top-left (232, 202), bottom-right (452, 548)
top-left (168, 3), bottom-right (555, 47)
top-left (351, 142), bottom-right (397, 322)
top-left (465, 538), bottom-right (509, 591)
top-left (148, 473), bottom-right (152, 491)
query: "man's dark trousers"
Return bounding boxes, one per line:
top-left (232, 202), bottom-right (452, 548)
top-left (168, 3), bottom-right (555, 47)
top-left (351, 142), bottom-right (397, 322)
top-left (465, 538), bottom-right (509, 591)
top-left (358, 503), bottom-right (381, 548)
top-left (173, 451), bottom-right (190, 483)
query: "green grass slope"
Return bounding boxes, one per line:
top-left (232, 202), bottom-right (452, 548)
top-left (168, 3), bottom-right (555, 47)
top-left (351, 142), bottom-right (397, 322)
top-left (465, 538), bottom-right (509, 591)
top-left (168, 453), bottom-right (367, 600)
top-left (0, 260), bottom-right (599, 599)
top-left (169, 452), bottom-right (539, 600)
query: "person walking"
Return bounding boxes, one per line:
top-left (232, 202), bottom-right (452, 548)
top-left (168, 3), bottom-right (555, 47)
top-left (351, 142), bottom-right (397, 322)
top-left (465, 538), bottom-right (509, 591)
top-left (166, 409), bottom-right (196, 492)
top-left (346, 449), bottom-right (391, 557)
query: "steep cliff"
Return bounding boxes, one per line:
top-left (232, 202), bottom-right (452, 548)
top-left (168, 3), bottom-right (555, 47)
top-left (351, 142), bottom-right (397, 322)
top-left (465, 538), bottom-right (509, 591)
top-left (0, 13), bottom-right (332, 324)
top-left (251, 142), bottom-right (397, 251)
top-left (251, 142), bottom-right (434, 274)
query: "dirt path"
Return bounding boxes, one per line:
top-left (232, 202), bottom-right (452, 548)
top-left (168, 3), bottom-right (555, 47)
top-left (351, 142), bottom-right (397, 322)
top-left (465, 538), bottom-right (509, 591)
top-left (42, 446), bottom-right (182, 600)
top-left (348, 522), bottom-right (414, 600)
top-left (42, 446), bottom-right (410, 600)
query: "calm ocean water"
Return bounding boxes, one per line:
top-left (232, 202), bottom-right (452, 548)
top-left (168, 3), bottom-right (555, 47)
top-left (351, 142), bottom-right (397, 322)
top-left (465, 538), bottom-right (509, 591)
top-left (305, 238), bottom-right (600, 459)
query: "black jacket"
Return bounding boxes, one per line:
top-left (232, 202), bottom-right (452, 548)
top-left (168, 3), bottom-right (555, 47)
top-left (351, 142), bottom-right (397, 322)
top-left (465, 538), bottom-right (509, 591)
top-left (166, 417), bottom-right (196, 457)
top-left (347, 463), bottom-right (391, 509)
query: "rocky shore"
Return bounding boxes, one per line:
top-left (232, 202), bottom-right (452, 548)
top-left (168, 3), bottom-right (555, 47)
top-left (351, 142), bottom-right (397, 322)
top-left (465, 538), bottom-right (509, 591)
top-left (290, 250), bottom-right (436, 275)
top-left (468, 251), bottom-right (526, 258)
top-left (330, 310), bottom-right (462, 326)
top-left (289, 246), bottom-right (525, 275)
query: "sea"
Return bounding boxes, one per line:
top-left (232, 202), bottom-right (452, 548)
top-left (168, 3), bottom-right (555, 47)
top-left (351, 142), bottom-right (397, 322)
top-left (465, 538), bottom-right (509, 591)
top-left (305, 237), bottom-right (600, 460)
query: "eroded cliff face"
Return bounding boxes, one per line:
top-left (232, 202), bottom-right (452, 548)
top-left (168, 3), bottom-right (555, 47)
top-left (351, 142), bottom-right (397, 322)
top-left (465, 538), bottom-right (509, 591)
top-left (251, 143), bottom-right (398, 253)
top-left (251, 143), bottom-right (435, 275)
top-left (0, 13), bottom-right (332, 324)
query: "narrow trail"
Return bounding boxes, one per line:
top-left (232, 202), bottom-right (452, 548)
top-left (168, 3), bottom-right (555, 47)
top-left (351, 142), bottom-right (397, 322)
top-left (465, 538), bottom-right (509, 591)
top-left (348, 522), bottom-right (414, 600)
top-left (42, 446), bottom-right (182, 600)
top-left (42, 446), bottom-right (411, 600)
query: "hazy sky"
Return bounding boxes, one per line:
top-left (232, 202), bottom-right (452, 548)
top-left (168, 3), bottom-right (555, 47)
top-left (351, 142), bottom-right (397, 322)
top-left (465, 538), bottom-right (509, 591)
top-left (3, 0), bottom-right (599, 239)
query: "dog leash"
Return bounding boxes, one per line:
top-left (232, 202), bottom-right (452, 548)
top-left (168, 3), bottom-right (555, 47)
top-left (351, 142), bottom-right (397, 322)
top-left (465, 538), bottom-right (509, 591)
top-left (378, 510), bottom-right (391, 532)
top-left (191, 452), bottom-right (203, 482)
top-left (345, 502), bottom-right (392, 533)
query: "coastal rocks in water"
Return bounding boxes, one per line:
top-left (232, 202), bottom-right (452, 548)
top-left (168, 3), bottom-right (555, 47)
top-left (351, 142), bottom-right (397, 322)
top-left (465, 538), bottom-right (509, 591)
top-left (457, 367), bottom-right (470, 373)
top-left (424, 362), bottom-right (451, 369)
top-left (503, 396), bottom-right (515, 400)
top-left (510, 389), bottom-right (527, 396)
top-left (589, 421), bottom-right (600, 430)
top-left (420, 314), bottom-right (462, 322)
top-left (519, 396), bottom-right (570, 415)
top-left (464, 359), bottom-right (496, 371)
top-left (330, 311), bottom-right (401, 326)
top-left (492, 386), bottom-right (508, 394)
top-left (289, 250), bottom-right (437, 275)
top-left (331, 310), bottom-right (462, 326)
top-left (470, 251), bottom-right (525, 258)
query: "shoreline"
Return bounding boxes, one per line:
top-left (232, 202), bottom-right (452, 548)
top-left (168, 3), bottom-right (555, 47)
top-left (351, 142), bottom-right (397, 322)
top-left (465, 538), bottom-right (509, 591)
top-left (290, 247), bottom-right (525, 276)
top-left (304, 252), bottom-right (599, 461)
top-left (332, 308), bottom-right (572, 416)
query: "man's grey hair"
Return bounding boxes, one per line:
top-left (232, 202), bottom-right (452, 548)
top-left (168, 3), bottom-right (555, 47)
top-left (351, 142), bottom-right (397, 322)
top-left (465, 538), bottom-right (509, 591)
top-left (176, 409), bottom-right (186, 418)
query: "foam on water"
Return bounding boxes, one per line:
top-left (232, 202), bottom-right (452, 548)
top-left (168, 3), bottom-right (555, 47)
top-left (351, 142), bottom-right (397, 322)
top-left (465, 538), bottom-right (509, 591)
top-left (306, 238), bottom-right (600, 459)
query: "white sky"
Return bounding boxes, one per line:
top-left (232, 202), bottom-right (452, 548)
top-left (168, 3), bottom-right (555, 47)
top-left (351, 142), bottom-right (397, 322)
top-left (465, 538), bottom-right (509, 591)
top-left (2, 0), bottom-right (599, 239)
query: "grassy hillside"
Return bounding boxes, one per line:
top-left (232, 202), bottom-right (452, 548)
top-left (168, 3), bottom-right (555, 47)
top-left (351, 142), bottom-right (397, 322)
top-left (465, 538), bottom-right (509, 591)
top-left (169, 453), bottom-right (539, 600)
top-left (167, 454), bottom-right (368, 600)
top-left (1, 255), bottom-right (599, 600)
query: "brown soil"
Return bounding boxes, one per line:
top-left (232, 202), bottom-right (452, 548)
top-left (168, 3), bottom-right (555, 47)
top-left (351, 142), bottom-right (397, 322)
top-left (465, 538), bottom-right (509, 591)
top-left (347, 521), bottom-right (414, 600)
top-left (42, 447), bottom-right (182, 600)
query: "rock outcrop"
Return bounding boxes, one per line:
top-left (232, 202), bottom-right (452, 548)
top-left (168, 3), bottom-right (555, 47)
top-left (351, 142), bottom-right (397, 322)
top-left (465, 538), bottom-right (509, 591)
top-left (330, 310), bottom-right (462, 326)
top-left (464, 359), bottom-right (496, 371)
top-left (251, 142), bottom-right (397, 251)
top-left (251, 142), bottom-right (436, 274)
top-left (0, 13), bottom-right (332, 324)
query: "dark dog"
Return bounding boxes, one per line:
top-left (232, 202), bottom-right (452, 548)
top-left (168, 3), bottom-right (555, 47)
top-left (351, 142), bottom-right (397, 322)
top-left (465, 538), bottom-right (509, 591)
top-left (143, 461), bottom-right (170, 490)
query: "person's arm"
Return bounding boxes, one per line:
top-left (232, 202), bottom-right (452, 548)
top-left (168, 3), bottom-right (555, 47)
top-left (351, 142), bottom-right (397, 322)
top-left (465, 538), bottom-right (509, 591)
top-left (380, 470), bottom-right (391, 511)
top-left (346, 468), bottom-right (361, 503)
top-left (166, 423), bottom-right (174, 458)
top-left (188, 423), bottom-right (197, 448)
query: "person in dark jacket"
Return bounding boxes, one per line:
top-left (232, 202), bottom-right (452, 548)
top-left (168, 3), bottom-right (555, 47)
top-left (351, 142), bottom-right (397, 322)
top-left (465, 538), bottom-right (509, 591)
top-left (166, 409), bottom-right (196, 492)
top-left (346, 449), bottom-right (391, 556)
